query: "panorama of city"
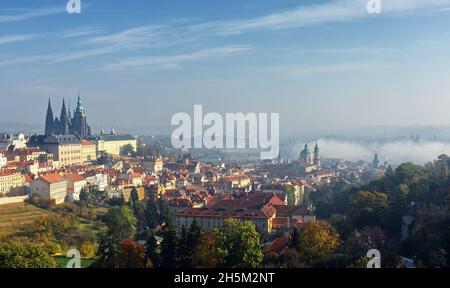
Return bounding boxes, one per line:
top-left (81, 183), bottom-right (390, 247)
top-left (1, 0), bottom-right (450, 275)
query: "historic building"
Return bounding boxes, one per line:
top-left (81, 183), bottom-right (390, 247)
top-left (45, 94), bottom-right (91, 139)
top-left (30, 174), bottom-right (67, 205)
top-left (88, 129), bottom-right (137, 156)
top-left (0, 169), bottom-right (26, 197)
top-left (297, 142), bottom-right (321, 172)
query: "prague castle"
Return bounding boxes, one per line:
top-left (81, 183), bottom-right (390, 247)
top-left (45, 94), bottom-right (91, 139)
top-left (29, 93), bottom-right (136, 166)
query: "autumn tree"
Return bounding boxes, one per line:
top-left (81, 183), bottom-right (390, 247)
top-left (295, 222), bottom-right (340, 265)
top-left (192, 230), bottom-right (222, 268)
top-left (117, 239), bottom-right (146, 268)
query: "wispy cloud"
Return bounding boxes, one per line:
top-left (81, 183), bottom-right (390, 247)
top-left (0, 34), bottom-right (37, 46)
top-left (270, 61), bottom-right (392, 78)
top-left (102, 45), bottom-right (252, 71)
top-left (2, 0), bottom-right (449, 68)
top-left (207, 0), bottom-right (450, 35)
top-left (0, 6), bottom-right (64, 23)
top-left (62, 26), bottom-right (101, 38)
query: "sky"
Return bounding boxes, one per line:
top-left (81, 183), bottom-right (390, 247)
top-left (1, 0), bottom-right (450, 137)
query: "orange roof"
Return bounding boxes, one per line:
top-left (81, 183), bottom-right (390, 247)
top-left (40, 174), bottom-right (66, 184)
top-left (23, 174), bottom-right (33, 183)
top-left (0, 169), bottom-right (21, 177)
top-left (81, 140), bottom-right (95, 146)
top-left (130, 172), bottom-right (141, 179)
top-left (64, 173), bottom-right (85, 182)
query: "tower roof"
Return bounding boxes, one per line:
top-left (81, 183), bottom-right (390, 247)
top-left (75, 91), bottom-right (84, 113)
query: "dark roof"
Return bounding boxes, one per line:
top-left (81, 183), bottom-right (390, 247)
top-left (87, 134), bottom-right (135, 141)
top-left (44, 134), bottom-right (81, 144)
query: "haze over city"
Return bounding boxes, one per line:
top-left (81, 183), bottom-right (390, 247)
top-left (1, 0), bottom-right (450, 137)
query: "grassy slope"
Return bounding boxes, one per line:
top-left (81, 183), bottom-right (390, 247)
top-left (0, 202), bottom-right (53, 235)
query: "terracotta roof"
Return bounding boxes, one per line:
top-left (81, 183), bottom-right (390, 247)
top-left (0, 169), bottom-right (21, 177)
top-left (40, 174), bottom-right (66, 184)
top-left (23, 174), bottom-right (33, 183)
top-left (81, 140), bottom-right (95, 146)
top-left (64, 173), bottom-right (86, 182)
top-left (266, 237), bottom-right (290, 254)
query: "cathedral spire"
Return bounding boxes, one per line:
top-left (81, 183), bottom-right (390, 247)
top-left (68, 101), bottom-right (72, 119)
top-left (60, 99), bottom-right (69, 135)
top-left (45, 98), bottom-right (54, 135)
top-left (76, 91), bottom-right (84, 113)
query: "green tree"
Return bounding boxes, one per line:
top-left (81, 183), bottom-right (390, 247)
top-left (145, 231), bottom-right (160, 268)
top-left (284, 186), bottom-right (296, 205)
top-left (105, 206), bottom-right (137, 242)
top-left (349, 191), bottom-right (389, 228)
top-left (214, 219), bottom-right (263, 268)
top-left (145, 198), bottom-right (159, 229)
top-left (160, 225), bottom-right (178, 268)
top-left (0, 241), bottom-right (56, 268)
top-left (130, 188), bottom-right (139, 209)
top-left (158, 198), bottom-right (173, 226)
top-left (120, 144), bottom-right (135, 156)
top-left (95, 234), bottom-right (120, 268)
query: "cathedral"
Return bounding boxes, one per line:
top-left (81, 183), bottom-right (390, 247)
top-left (45, 94), bottom-right (91, 139)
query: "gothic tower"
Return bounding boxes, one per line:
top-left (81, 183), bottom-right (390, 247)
top-left (71, 93), bottom-right (90, 139)
top-left (59, 99), bottom-right (70, 135)
top-left (45, 99), bottom-right (54, 135)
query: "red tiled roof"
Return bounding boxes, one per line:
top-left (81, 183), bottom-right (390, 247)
top-left (81, 140), bottom-right (95, 146)
top-left (23, 174), bottom-right (33, 183)
top-left (64, 173), bottom-right (85, 182)
top-left (40, 174), bottom-right (66, 184)
top-left (0, 169), bottom-right (21, 177)
top-left (266, 237), bottom-right (290, 254)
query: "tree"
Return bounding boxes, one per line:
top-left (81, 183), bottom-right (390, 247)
top-left (105, 206), bottom-right (137, 242)
top-left (160, 225), bottom-right (178, 268)
top-left (284, 186), bottom-right (296, 205)
top-left (178, 221), bottom-right (202, 268)
top-left (79, 241), bottom-right (96, 259)
top-left (130, 188), bottom-right (139, 209)
top-left (120, 144), bottom-right (135, 157)
top-left (192, 231), bottom-right (222, 268)
top-left (145, 198), bottom-right (159, 229)
top-left (214, 219), bottom-right (263, 268)
top-left (158, 198), bottom-right (173, 226)
top-left (349, 191), bottom-right (389, 228)
top-left (0, 241), bottom-right (56, 268)
top-left (177, 226), bottom-right (189, 267)
top-left (296, 222), bottom-right (340, 265)
top-left (95, 234), bottom-right (120, 268)
top-left (145, 231), bottom-right (160, 268)
top-left (117, 239), bottom-right (146, 268)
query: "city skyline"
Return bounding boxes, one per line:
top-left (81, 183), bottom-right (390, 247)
top-left (1, 0), bottom-right (450, 136)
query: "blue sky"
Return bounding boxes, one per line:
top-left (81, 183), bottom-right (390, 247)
top-left (1, 0), bottom-right (450, 136)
